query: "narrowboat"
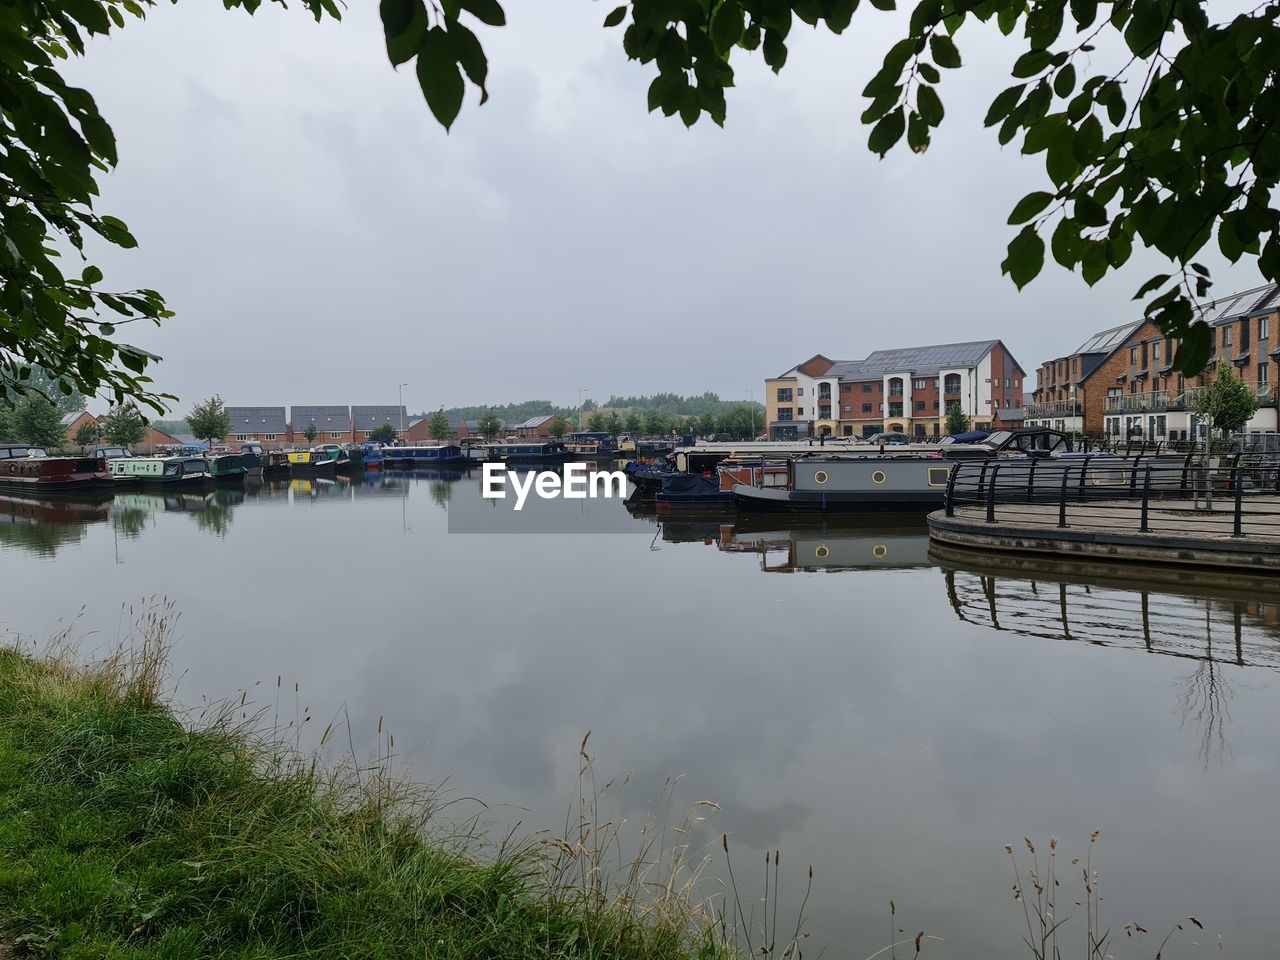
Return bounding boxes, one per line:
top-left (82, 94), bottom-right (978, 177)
top-left (264, 451), bottom-right (292, 478)
top-left (382, 444), bottom-right (471, 467)
top-left (564, 433), bottom-right (616, 459)
top-left (108, 455), bottom-right (215, 489)
top-left (731, 428), bottom-right (1075, 514)
top-left (486, 440), bottom-right (571, 464)
top-left (358, 441), bottom-right (385, 471)
top-left (206, 451), bottom-right (249, 483)
top-left (0, 444), bottom-right (112, 494)
top-left (286, 449), bottom-right (338, 477)
top-left (313, 444), bottom-right (351, 470)
top-left (655, 459), bottom-right (789, 514)
top-left (623, 460), bottom-right (677, 499)
top-left (237, 443), bottom-right (265, 478)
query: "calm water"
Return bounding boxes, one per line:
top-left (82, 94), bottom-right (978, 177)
top-left (3, 470), bottom-right (1279, 958)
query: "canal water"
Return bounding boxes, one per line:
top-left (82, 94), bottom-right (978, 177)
top-left (3, 469), bottom-right (1279, 958)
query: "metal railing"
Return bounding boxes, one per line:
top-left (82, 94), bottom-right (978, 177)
top-left (943, 453), bottom-right (1280, 539)
top-left (1025, 399), bottom-right (1082, 417)
top-left (1104, 391), bottom-right (1169, 413)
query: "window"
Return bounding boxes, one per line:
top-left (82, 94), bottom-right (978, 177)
top-left (1014, 378), bottom-right (1020, 387)
top-left (264, 434), bottom-right (277, 441)
top-left (1130, 346), bottom-right (1138, 364)
top-left (841, 405), bottom-right (852, 413)
top-left (933, 400), bottom-right (940, 410)
top-left (944, 374), bottom-right (961, 394)
top-left (777, 407), bottom-right (793, 422)
top-left (330, 432), bottom-right (343, 439)
top-left (797, 407), bottom-right (804, 415)
top-left (234, 434), bottom-right (248, 441)
top-left (888, 377), bottom-right (904, 397)
top-left (913, 379), bottom-right (928, 390)
top-left (797, 387), bottom-right (805, 396)
top-left (776, 388), bottom-right (793, 402)
top-left (1260, 362), bottom-right (1270, 386)
top-left (841, 384), bottom-right (852, 393)
top-left (862, 403), bottom-right (873, 413)
top-left (1152, 341), bottom-right (1160, 362)
top-left (914, 400), bottom-right (926, 411)
top-left (862, 383), bottom-right (874, 393)
top-left (889, 403), bottom-right (904, 417)
top-left (1223, 326), bottom-right (1233, 347)
top-left (1262, 316), bottom-right (1271, 340)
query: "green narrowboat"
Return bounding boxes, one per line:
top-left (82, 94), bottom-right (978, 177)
top-left (108, 456), bottom-right (214, 489)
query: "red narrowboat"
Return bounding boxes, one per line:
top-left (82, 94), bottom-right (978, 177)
top-left (0, 444), bottom-right (113, 494)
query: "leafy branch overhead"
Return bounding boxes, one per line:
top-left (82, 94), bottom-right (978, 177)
top-left (396, 0), bottom-right (1280, 374)
top-left (4, 0), bottom-right (1277, 411)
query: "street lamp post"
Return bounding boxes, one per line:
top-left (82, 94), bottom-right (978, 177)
top-left (748, 389), bottom-right (757, 438)
top-left (578, 387), bottom-right (589, 430)
top-left (398, 383), bottom-right (408, 440)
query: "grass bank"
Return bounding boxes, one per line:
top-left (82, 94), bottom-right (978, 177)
top-left (0, 640), bottom-right (729, 959)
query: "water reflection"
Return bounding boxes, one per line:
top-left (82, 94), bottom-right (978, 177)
top-left (5, 469), bottom-right (1280, 955)
top-left (0, 492), bottom-right (111, 557)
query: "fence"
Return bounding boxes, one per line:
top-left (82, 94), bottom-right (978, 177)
top-left (943, 452), bottom-right (1280, 538)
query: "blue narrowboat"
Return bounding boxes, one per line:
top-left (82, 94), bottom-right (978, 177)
top-left (382, 444), bottom-right (470, 467)
top-left (360, 442), bottom-right (386, 471)
top-left (486, 440), bottom-right (572, 464)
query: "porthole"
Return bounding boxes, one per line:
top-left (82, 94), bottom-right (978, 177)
top-left (814, 470), bottom-right (829, 485)
top-left (872, 543), bottom-right (888, 559)
top-left (815, 544), bottom-right (830, 559)
top-left (871, 469), bottom-right (887, 485)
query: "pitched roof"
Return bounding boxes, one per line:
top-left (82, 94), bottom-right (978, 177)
top-left (60, 410), bottom-right (93, 427)
top-left (1074, 321), bottom-right (1142, 355)
top-left (1202, 283), bottom-right (1280, 325)
top-left (352, 405), bottom-right (407, 429)
top-left (827, 340), bottom-right (999, 380)
top-left (290, 406), bottom-right (350, 424)
top-left (514, 415), bottom-right (555, 428)
top-left (227, 406), bottom-right (287, 434)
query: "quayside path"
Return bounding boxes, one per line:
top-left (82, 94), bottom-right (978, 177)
top-left (930, 455), bottom-right (1280, 571)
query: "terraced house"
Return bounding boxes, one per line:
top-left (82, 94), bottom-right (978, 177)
top-left (1026, 283), bottom-right (1280, 440)
top-left (765, 340), bottom-right (1026, 440)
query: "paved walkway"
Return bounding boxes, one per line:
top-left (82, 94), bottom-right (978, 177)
top-left (947, 496), bottom-right (1280, 541)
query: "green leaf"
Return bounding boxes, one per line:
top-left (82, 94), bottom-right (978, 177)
top-left (450, 21), bottom-right (489, 102)
top-left (916, 84), bottom-right (944, 126)
top-left (918, 62), bottom-right (939, 84)
top-left (1133, 273), bottom-right (1171, 299)
top-left (929, 33), bottom-right (961, 68)
top-left (382, 0), bottom-right (428, 66)
top-left (869, 0), bottom-right (895, 10)
top-left (379, 0), bottom-right (415, 38)
top-left (1074, 194), bottom-right (1107, 227)
top-left (868, 108), bottom-right (905, 156)
top-left (1051, 217), bottom-right (1082, 268)
top-left (710, 0), bottom-right (745, 52)
top-left (1052, 64), bottom-right (1075, 98)
top-left (1170, 320), bottom-right (1211, 374)
top-left (983, 83), bottom-right (1025, 126)
top-left (1008, 191), bottom-right (1053, 225)
top-left (907, 111), bottom-right (930, 152)
top-left (416, 28), bottom-right (465, 130)
top-left (603, 5), bottom-right (627, 27)
top-left (1002, 225), bottom-right (1045, 289)
top-left (1011, 49), bottom-right (1052, 78)
top-left (459, 0), bottom-right (505, 26)
top-left (81, 264), bottom-right (103, 284)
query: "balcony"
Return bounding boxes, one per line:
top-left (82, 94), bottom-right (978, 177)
top-left (1025, 399), bottom-right (1082, 417)
top-left (1104, 391), bottom-right (1168, 413)
top-left (1172, 382), bottom-right (1274, 408)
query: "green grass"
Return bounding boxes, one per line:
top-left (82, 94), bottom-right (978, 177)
top-left (0, 646), bottom-right (729, 959)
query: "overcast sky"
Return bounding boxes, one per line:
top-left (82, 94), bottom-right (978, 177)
top-left (67, 1), bottom-right (1263, 416)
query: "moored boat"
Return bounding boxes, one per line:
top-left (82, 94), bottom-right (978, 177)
top-left (358, 441), bottom-right (385, 471)
top-left (0, 444), bottom-right (112, 494)
top-left (486, 440), bottom-right (571, 464)
top-left (264, 451), bottom-right (292, 478)
top-left (731, 428), bottom-right (1076, 514)
top-left (237, 443), bottom-right (265, 478)
top-left (286, 449), bottom-right (338, 477)
top-left (382, 444), bottom-right (471, 467)
top-left (206, 451), bottom-right (249, 483)
top-left (656, 459), bottom-right (789, 514)
top-left (108, 455), bottom-right (215, 489)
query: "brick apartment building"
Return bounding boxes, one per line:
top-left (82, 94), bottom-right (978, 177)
top-left (351, 405), bottom-right (408, 441)
top-left (765, 341), bottom-right (1026, 440)
top-left (1026, 283), bottom-right (1280, 440)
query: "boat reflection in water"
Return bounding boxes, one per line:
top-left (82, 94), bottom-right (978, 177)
top-left (0, 491), bottom-right (112, 557)
top-left (718, 519), bottom-right (931, 573)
